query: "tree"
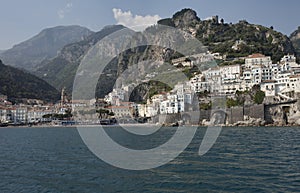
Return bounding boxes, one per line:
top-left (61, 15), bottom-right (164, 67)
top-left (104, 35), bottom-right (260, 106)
top-left (220, 18), bottom-right (224, 24)
top-left (254, 90), bottom-right (265, 104)
top-left (249, 85), bottom-right (265, 104)
top-left (226, 98), bottom-right (239, 108)
top-left (42, 114), bottom-right (52, 119)
top-left (96, 108), bottom-right (109, 119)
top-left (64, 109), bottom-right (73, 119)
top-left (200, 102), bottom-right (211, 110)
top-left (108, 112), bottom-right (115, 116)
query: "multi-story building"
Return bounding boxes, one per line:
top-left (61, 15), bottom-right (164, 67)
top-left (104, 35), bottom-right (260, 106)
top-left (0, 108), bottom-right (10, 123)
top-left (190, 74), bottom-right (210, 93)
top-left (104, 88), bottom-right (126, 105)
top-left (220, 64), bottom-right (241, 83)
top-left (244, 53), bottom-right (272, 69)
top-left (27, 109), bottom-right (54, 123)
top-left (260, 80), bottom-right (276, 97)
top-left (160, 94), bottom-right (179, 114)
top-left (10, 107), bottom-right (27, 123)
top-left (107, 102), bottom-right (135, 118)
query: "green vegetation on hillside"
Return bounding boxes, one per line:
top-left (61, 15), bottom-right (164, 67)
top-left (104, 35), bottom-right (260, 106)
top-left (195, 20), bottom-right (294, 62)
top-left (0, 60), bottom-right (59, 102)
top-left (225, 85), bottom-right (265, 108)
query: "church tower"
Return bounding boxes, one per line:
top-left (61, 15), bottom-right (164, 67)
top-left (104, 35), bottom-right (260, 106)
top-left (60, 87), bottom-right (67, 107)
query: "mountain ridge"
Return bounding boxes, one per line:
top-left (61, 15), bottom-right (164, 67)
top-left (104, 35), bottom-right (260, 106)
top-left (36, 25), bottom-right (126, 93)
top-left (0, 25), bottom-right (93, 71)
top-left (32, 9), bottom-right (300, 98)
top-left (0, 59), bottom-right (59, 102)
top-left (158, 8), bottom-right (295, 62)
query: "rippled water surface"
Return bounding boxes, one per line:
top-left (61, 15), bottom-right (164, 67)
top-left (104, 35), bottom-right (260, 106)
top-left (0, 126), bottom-right (299, 193)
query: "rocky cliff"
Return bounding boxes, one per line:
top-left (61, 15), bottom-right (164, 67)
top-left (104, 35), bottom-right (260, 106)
top-left (290, 26), bottom-right (300, 63)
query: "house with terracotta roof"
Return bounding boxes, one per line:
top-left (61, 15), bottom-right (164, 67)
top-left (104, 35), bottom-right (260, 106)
top-left (245, 53), bottom-right (272, 69)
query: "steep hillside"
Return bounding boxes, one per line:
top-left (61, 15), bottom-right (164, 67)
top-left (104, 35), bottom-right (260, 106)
top-left (36, 25), bottom-right (125, 94)
top-left (0, 25), bottom-right (93, 71)
top-left (290, 26), bottom-right (300, 62)
top-left (159, 8), bottom-right (295, 62)
top-left (0, 59), bottom-right (59, 102)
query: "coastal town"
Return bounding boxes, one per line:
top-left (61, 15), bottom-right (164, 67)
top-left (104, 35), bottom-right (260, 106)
top-left (2, 2), bottom-right (300, 192)
top-left (102, 53), bottom-right (300, 126)
top-left (1, 52), bottom-right (300, 126)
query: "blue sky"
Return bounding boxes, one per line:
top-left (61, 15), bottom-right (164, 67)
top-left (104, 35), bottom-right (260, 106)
top-left (0, 0), bottom-right (299, 50)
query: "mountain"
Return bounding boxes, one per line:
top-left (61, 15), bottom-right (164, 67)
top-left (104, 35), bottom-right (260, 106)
top-left (159, 8), bottom-right (295, 62)
top-left (290, 26), bottom-right (300, 62)
top-left (36, 25), bottom-right (125, 94)
top-left (0, 25), bottom-right (93, 71)
top-left (36, 9), bottom-right (296, 98)
top-left (0, 59), bottom-right (59, 102)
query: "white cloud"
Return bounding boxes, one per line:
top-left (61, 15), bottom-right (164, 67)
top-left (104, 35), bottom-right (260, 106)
top-left (58, 2), bottom-right (73, 19)
top-left (112, 8), bottom-right (161, 31)
top-left (58, 10), bottom-right (65, 19)
top-left (204, 16), bottom-right (213, 21)
top-left (66, 3), bottom-right (73, 9)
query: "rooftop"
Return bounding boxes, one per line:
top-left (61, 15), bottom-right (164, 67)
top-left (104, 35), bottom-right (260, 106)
top-left (247, 53), bottom-right (267, 58)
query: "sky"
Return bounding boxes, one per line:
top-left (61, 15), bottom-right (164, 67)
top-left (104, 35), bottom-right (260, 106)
top-left (0, 0), bottom-right (300, 50)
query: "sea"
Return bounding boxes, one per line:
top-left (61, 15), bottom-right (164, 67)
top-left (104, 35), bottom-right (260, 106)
top-left (0, 126), bottom-right (299, 193)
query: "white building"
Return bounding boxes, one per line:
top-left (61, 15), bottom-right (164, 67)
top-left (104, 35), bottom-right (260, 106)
top-left (220, 64), bottom-right (241, 84)
top-left (202, 67), bottom-right (222, 93)
top-left (160, 94), bottom-right (180, 114)
top-left (0, 108), bottom-right (10, 123)
top-left (190, 74), bottom-right (210, 93)
top-left (105, 88), bottom-right (126, 105)
top-left (280, 54), bottom-right (300, 73)
top-left (245, 53), bottom-right (272, 69)
top-left (27, 109), bottom-right (54, 123)
top-left (260, 80), bottom-right (276, 97)
top-left (10, 107), bottom-right (27, 123)
top-left (289, 74), bottom-right (300, 93)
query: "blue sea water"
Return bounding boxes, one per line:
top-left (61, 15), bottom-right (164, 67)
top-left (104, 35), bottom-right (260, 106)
top-left (0, 126), bottom-right (299, 193)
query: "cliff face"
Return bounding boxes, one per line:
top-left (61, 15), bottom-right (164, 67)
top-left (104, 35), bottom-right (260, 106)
top-left (290, 27), bottom-right (300, 62)
top-left (172, 8), bottom-right (200, 28)
top-left (35, 25), bottom-right (125, 94)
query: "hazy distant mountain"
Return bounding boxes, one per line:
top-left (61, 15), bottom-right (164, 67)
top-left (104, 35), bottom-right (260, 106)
top-left (0, 25), bottom-right (93, 71)
top-left (0, 59), bottom-right (59, 102)
top-left (36, 25), bottom-right (125, 94)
